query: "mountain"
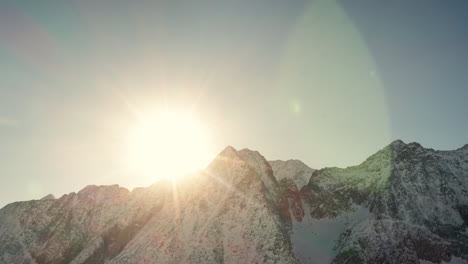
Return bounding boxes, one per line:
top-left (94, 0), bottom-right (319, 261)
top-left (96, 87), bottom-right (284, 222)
top-left (1, 141), bottom-right (468, 263)
top-left (269, 160), bottom-right (315, 189)
top-left (39, 194), bottom-right (55, 201)
top-left (296, 140), bottom-right (468, 264)
top-left (0, 146), bottom-right (297, 264)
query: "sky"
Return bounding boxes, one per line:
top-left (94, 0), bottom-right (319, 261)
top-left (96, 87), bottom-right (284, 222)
top-left (1, 0), bottom-right (467, 207)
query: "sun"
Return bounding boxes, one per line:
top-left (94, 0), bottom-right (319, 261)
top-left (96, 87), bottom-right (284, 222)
top-left (128, 110), bottom-right (213, 182)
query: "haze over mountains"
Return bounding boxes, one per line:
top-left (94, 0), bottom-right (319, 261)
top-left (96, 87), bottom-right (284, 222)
top-left (1, 140), bottom-right (468, 263)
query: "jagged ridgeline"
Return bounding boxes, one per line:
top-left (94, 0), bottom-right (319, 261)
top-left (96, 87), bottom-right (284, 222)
top-left (1, 141), bottom-right (468, 264)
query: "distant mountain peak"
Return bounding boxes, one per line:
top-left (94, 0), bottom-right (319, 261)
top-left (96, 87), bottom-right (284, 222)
top-left (220, 145), bottom-right (237, 155)
top-left (40, 194), bottom-right (55, 200)
top-left (390, 139), bottom-right (406, 147)
top-left (208, 146), bottom-right (279, 199)
top-left (459, 144), bottom-right (468, 151)
top-left (269, 159), bottom-right (314, 188)
top-left (270, 159), bottom-right (309, 167)
top-left (213, 145), bottom-right (272, 171)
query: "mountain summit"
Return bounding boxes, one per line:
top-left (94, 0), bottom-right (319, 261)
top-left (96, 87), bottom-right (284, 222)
top-left (1, 142), bottom-right (468, 264)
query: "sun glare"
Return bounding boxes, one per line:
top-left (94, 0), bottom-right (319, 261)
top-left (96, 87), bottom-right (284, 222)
top-left (128, 110), bottom-right (213, 182)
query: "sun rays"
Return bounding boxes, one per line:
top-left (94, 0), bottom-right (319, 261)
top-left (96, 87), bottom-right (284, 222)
top-left (127, 109), bottom-right (214, 182)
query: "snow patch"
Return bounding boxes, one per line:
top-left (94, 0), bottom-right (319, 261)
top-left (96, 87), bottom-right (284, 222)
top-left (291, 204), bottom-right (370, 263)
top-left (443, 257), bottom-right (468, 264)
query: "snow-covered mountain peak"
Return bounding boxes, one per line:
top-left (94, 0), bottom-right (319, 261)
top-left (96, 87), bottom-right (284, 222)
top-left (269, 160), bottom-right (314, 188)
top-left (387, 139), bottom-right (426, 154)
top-left (387, 139), bottom-right (425, 154)
top-left (2, 141), bottom-right (468, 264)
top-left (219, 145), bottom-right (238, 156)
top-left (209, 146), bottom-right (275, 179)
top-left (207, 146), bottom-right (279, 201)
top-left (359, 140), bottom-right (425, 170)
top-left (389, 139), bottom-right (406, 147)
top-left (214, 146), bottom-right (271, 169)
top-left (458, 144), bottom-right (468, 153)
top-left (40, 194), bottom-right (55, 200)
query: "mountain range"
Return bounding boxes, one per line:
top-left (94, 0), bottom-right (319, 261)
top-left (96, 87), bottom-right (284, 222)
top-left (1, 140), bottom-right (468, 264)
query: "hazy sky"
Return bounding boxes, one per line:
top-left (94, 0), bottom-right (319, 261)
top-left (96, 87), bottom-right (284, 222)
top-left (1, 0), bottom-right (467, 207)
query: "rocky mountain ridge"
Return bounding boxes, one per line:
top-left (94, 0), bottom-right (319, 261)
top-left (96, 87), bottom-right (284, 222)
top-left (1, 140), bottom-right (468, 264)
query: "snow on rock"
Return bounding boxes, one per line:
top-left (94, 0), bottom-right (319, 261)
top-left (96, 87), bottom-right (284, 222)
top-left (291, 204), bottom-right (369, 264)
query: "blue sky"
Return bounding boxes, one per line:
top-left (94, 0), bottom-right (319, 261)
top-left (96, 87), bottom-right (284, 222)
top-left (0, 0), bottom-right (467, 207)
top-left (341, 0), bottom-right (468, 146)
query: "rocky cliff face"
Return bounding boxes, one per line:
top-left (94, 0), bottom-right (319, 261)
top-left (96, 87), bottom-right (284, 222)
top-left (1, 141), bottom-right (468, 264)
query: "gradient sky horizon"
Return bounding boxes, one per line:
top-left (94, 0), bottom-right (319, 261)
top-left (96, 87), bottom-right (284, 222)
top-left (1, 0), bottom-right (468, 207)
